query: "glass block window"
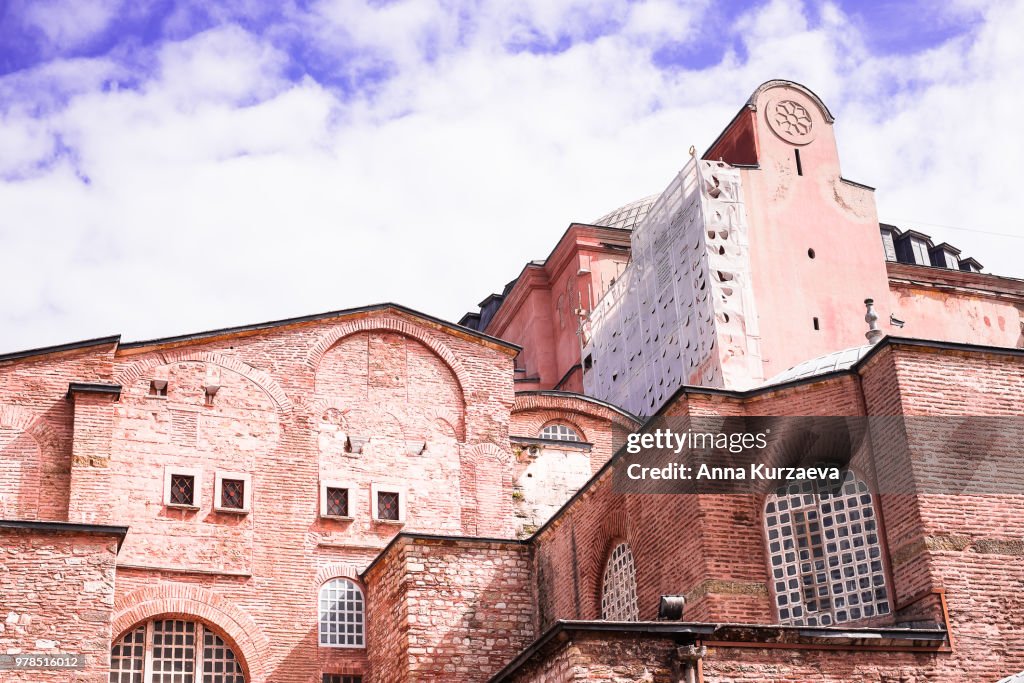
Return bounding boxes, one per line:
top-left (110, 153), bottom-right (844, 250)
top-left (601, 542), bottom-right (640, 621)
top-left (376, 491), bottom-right (400, 521)
top-left (151, 620), bottom-right (196, 683)
top-left (110, 620), bottom-right (246, 683)
top-left (220, 479), bottom-right (244, 510)
top-left (319, 578), bottom-right (365, 648)
top-left (109, 624), bottom-right (145, 683)
top-left (322, 676), bottom-right (362, 683)
top-left (169, 474), bottom-right (195, 506)
top-left (326, 487), bottom-right (349, 517)
top-left (539, 423), bottom-right (581, 442)
top-left (764, 471), bottom-right (890, 627)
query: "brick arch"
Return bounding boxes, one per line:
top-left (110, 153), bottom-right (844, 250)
top-left (305, 317), bottom-right (469, 399)
top-left (305, 397), bottom-right (350, 427)
top-left (115, 351), bottom-right (292, 412)
top-left (0, 403), bottom-right (63, 454)
top-left (113, 584), bottom-right (271, 683)
top-left (315, 562), bottom-right (362, 585)
top-left (523, 413), bottom-right (588, 442)
top-left (512, 393), bottom-right (640, 433)
top-left (464, 441), bottom-right (511, 465)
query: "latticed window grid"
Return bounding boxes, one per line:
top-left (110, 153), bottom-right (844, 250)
top-left (221, 479), bottom-right (245, 510)
top-left (169, 474), bottom-right (195, 506)
top-left (326, 487), bottom-right (349, 517)
top-left (764, 471), bottom-right (890, 627)
top-left (539, 423), bottom-right (581, 442)
top-left (110, 620), bottom-right (247, 683)
top-left (601, 542), bottom-right (640, 621)
top-left (322, 676), bottom-right (362, 683)
top-left (376, 491), bottom-right (400, 521)
top-left (109, 624), bottom-right (145, 683)
top-left (202, 629), bottom-right (245, 683)
top-left (319, 578), bottom-right (365, 647)
top-left (151, 620), bottom-right (196, 683)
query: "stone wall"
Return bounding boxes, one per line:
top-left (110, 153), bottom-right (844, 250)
top-left (0, 526), bottom-right (121, 683)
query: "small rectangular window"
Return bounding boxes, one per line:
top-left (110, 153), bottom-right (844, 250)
top-left (170, 474), bottom-right (195, 506)
top-left (377, 491), bottom-right (400, 521)
top-left (371, 484), bottom-right (406, 523)
top-left (221, 479), bottom-right (245, 509)
top-left (326, 487), bottom-right (349, 517)
top-left (323, 674), bottom-right (362, 683)
top-left (794, 149), bottom-right (803, 176)
top-left (319, 480), bottom-right (356, 520)
top-left (214, 471), bottom-right (252, 513)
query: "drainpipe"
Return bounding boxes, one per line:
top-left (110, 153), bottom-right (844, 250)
top-left (674, 644), bottom-right (706, 683)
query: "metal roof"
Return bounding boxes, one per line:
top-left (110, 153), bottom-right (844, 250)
top-left (592, 194), bottom-right (659, 231)
top-left (764, 345), bottom-right (874, 386)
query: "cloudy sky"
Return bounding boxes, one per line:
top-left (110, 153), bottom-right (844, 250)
top-left (1, 0), bottom-right (1022, 352)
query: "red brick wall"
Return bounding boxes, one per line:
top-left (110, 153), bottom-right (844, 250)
top-left (365, 536), bottom-right (536, 682)
top-left (0, 528), bottom-right (119, 683)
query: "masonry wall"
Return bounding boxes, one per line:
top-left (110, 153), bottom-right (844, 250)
top-left (365, 537), bottom-right (536, 682)
top-left (502, 632), bottom-right (678, 683)
top-left (0, 529), bottom-right (118, 683)
top-left (860, 344), bottom-right (1024, 679)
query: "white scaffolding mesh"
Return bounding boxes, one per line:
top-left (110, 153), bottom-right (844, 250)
top-left (583, 158), bottom-right (761, 415)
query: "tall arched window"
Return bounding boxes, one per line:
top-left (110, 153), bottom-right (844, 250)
top-left (764, 471), bottom-right (890, 626)
top-left (319, 578), bottom-right (365, 648)
top-left (109, 619), bottom-right (245, 683)
top-left (539, 422), bottom-right (581, 442)
top-left (601, 542), bottom-right (639, 621)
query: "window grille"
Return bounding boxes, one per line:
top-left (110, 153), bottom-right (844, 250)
top-left (109, 620), bottom-right (246, 683)
top-left (601, 542), bottom-right (640, 621)
top-left (109, 624), bottom-right (145, 683)
top-left (169, 474), bottom-right (195, 506)
top-left (764, 471), bottom-right (890, 626)
top-left (326, 487), bottom-right (349, 517)
top-left (151, 620), bottom-right (196, 683)
top-left (539, 423), bottom-right (581, 442)
top-left (319, 578), bottom-right (365, 648)
top-left (322, 676), bottom-right (362, 683)
top-left (376, 491), bottom-right (400, 521)
top-left (221, 479), bottom-right (244, 510)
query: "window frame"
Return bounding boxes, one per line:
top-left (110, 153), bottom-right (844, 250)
top-left (318, 577), bottom-right (366, 649)
top-left (163, 466), bottom-right (202, 510)
top-left (371, 484), bottom-right (406, 524)
top-left (214, 471), bottom-right (252, 514)
top-left (762, 471), bottom-right (892, 627)
top-left (319, 480), bottom-right (356, 521)
top-left (600, 541), bottom-right (640, 621)
top-left (538, 422), bottom-right (583, 442)
top-left (109, 618), bottom-right (246, 683)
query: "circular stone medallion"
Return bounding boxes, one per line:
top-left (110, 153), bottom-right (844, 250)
top-left (766, 97), bottom-right (816, 144)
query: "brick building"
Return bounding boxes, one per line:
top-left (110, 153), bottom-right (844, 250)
top-left (1, 80), bottom-right (1023, 682)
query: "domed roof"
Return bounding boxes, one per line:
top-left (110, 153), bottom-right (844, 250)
top-left (592, 194), bottom-right (659, 231)
top-left (764, 345), bottom-right (873, 387)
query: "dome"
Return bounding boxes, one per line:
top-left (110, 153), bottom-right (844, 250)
top-left (764, 345), bottom-right (873, 387)
top-left (592, 194), bottom-right (659, 231)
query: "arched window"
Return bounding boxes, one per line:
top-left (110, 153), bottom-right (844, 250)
top-left (109, 619), bottom-right (245, 683)
top-left (764, 471), bottom-right (890, 626)
top-left (601, 542), bottom-right (639, 621)
top-left (539, 422), bottom-right (581, 442)
top-left (319, 578), bottom-right (365, 648)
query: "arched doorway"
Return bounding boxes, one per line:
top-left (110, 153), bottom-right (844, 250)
top-left (110, 619), bottom-right (246, 683)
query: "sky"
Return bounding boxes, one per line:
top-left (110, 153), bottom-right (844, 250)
top-left (1, 0), bottom-right (1022, 353)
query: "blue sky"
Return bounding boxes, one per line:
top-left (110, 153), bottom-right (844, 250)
top-left (0, 0), bottom-right (1021, 351)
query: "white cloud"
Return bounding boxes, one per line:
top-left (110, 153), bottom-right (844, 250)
top-left (0, 0), bottom-right (1022, 353)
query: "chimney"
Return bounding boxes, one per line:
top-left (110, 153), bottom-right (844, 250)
top-left (864, 299), bottom-right (884, 345)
